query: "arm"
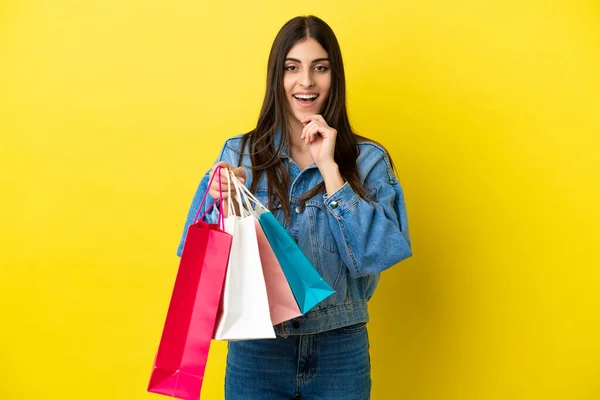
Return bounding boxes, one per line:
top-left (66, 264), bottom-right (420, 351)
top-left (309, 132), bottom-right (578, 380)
top-left (299, 115), bottom-right (412, 276)
top-left (323, 151), bottom-right (412, 278)
top-left (176, 138), bottom-right (242, 257)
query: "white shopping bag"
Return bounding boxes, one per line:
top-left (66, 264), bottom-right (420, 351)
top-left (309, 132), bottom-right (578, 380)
top-left (213, 170), bottom-right (276, 340)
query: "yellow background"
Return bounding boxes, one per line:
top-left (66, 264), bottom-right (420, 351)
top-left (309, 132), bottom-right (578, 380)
top-left (1, 0), bottom-right (599, 399)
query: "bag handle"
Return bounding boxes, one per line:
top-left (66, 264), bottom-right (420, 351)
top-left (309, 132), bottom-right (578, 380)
top-left (228, 170), bottom-right (254, 218)
top-left (224, 168), bottom-right (253, 218)
top-left (193, 165), bottom-right (225, 230)
top-left (224, 168), bottom-right (237, 218)
top-left (229, 174), bottom-right (269, 217)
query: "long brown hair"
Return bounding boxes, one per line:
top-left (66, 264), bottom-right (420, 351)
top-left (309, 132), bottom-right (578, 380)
top-left (239, 15), bottom-right (369, 221)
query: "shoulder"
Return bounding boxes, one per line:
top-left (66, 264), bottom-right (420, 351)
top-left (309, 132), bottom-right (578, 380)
top-left (357, 140), bottom-right (389, 160)
top-left (215, 134), bottom-right (249, 163)
top-left (356, 139), bottom-right (397, 184)
top-left (219, 134), bottom-right (245, 155)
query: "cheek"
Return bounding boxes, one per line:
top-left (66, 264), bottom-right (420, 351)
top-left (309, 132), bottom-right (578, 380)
top-left (319, 75), bottom-right (332, 96)
top-left (283, 76), bottom-right (294, 95)
top-left (320, 85), bottom-right (331, 103)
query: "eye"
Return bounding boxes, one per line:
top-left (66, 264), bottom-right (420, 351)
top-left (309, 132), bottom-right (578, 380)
top-left (314, 65), bottom-right (329, 72)
top-left (285, 65), bottom-right (298, 71)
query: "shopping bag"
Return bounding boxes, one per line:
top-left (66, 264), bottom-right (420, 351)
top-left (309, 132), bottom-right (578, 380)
top-left (213, 171), bottom-right (276, 340)
top-left (234, 179), bottom-right (335, 314)
top-left (254, 219), bottom-right (302, 324)
top-left (220, 174), bottom-right (301, 324)
top-left (148, 166), bottom-right (232, 400)
top-left (256, 208), bottom-right (335, 313)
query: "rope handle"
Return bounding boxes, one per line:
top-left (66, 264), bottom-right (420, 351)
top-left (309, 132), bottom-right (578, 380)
top-left (193, 165), bottom-right (225, 230)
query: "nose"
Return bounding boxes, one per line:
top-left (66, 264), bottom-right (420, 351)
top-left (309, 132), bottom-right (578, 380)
top-left (300, 69), bottom-right (314, 87)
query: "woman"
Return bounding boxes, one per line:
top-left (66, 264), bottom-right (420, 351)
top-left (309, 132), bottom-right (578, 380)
top-left (177, 15), bottom-right (412, 400)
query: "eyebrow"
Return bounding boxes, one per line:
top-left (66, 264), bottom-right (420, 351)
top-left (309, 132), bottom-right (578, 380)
top-left (284, 57), bottom-right (330, 63)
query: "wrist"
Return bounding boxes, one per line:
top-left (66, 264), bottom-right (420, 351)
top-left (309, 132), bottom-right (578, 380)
top-left (316, 159), bottom-right (338, 174)
top-left (318, 162), bottom-right (345, 196)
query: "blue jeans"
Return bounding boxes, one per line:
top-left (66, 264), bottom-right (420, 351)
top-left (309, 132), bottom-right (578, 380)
top-left (225, 323), bottom-right (371, 400)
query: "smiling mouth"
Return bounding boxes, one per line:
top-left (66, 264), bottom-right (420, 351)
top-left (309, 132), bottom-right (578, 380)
top-left (293, 94), bottom-right (319, 104)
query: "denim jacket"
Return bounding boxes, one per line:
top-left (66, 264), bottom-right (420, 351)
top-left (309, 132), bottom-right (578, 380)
top-left (177, 132), bottom-right (412, 336)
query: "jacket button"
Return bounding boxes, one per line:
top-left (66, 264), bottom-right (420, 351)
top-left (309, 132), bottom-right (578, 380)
top-left (295, 205), bottom-right (303, 213)
top-left (292, 321), bottom-right (300, 329)
top-left (330, 200), bottom-right (339, 209)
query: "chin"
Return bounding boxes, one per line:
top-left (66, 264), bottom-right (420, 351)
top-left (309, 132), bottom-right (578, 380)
top-left (293, 110), bottom-right (310, 121)
top-left (291, 107), bottom-right (324, 122)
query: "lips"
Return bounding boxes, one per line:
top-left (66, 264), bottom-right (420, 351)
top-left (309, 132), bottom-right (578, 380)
top-left (293, 93), bottom-right (319, 103)
top-left (292, 93), bottom-right (319, 110)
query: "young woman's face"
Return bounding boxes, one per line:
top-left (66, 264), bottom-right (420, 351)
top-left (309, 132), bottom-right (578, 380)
top-left (283, 38), bottom-right (332, 123)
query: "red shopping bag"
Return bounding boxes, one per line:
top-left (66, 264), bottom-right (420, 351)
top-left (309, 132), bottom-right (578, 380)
top-left (148, 167), bottom-right (231, 400)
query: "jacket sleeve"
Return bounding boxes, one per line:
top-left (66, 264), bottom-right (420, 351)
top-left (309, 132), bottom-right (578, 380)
top-left (323, 149), bottom-right (412, 277)
top-left (176, 138), bottom-right (241, 257)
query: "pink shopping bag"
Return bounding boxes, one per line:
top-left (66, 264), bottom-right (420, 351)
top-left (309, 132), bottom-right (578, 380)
top-left (223, 172), bottom-right (301, 326)
top-left (148, 167), bottom-right (231, 400)
top-left (254, 219), bottom-right (302, 325)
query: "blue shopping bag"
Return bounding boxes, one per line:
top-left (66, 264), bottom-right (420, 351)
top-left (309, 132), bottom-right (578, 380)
top-left (256, 205), bottom-right (335, 314)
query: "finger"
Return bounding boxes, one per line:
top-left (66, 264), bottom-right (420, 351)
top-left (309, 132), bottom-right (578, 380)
top-left (310, 130), bottom-right (320, 144)
top-left (233, 167), bottom-right (246, 184)
top-left (211, 162), bottom-right (235, 177)
top-left (303, 126), bottom-right (314, 145)
top-left (302, 114), bottom-right (328, 128)
top-left (211, 175), bottom-right (236, 193)
top-left (213, 164), bottom-right (245, 184)
top-left (210, 163), bottom-right (231, 181)
top-left (300, 115), bottom-right (314, 125)
top-left (211, 190), bottom-right (231, 200)
top-left (210, 173), bottom-right (223, 189)
top-left (310, 124), bottom-right (322, 143)
top-left (214, 161), bottom-right (235, 170)
top-left (301, 114), bottom-right (323, 125)
top-left (222, 168), bottom-right (242, 189)
top-left (209, 184), bottom-right (232, 200)
top-left (302, 121), bottom-right (318, 143)
top-left (303, 124), bottom-right (313, 145)
top-left (220, 168), bottom-right (244, 186)
top-left (306, 124), bottom-right (322, 144)
top-left (219, 168), bottom-right (231, 179)
top-left (213, 170), bottom-right (228, 190)
top-left (218, 173), bottom-right (238, 189)
top-left (311, 123), bottom-right (334, 142)
top-left (301, 121), bottom-right (311, 139)
top-left (312, 114), bottom-right (326, 125)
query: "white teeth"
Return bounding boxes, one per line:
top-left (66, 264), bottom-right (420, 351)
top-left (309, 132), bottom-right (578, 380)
top-left (294, 94), bottom-right (318, 100)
